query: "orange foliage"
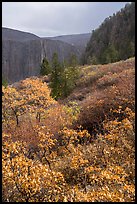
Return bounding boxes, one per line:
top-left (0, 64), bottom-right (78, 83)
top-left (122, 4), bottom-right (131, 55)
top-left (2, 59), bottom-right (135, 202)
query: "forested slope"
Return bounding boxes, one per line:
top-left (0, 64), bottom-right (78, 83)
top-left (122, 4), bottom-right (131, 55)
top-left (82, 2), bottom-right (135, 64)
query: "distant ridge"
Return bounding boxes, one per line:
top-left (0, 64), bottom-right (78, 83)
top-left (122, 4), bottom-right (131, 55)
top-left (2, 27), bottom-right (40, 41)
top-left (44, 33), bottom-right (91, 53)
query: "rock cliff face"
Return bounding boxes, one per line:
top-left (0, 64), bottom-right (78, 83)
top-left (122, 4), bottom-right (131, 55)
top-left (40, 39), bottom-right (80, 62)
top-left (45, 33), bottom-right (91, 54)
top-left (2, 28), bottom-right (86, 83)
top-left (2, 39), bottom-right (42, 83)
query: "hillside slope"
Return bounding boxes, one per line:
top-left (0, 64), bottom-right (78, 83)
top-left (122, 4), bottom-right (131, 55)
top-left (82, 2), bottom-right (135, 64)
top-left (2, 58), bottom-right (135, 202)
top-left (63, 57), bottom-right (135, 134)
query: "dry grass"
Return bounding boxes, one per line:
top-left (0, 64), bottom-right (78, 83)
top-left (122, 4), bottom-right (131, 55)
top-left (65, 58), bottom-right (135, 136)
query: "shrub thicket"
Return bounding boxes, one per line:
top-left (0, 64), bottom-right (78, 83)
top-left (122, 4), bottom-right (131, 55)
top-left (2, 58), bottom-right (135, 202)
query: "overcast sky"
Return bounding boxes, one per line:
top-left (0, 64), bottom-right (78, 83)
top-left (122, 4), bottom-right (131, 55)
top-left (2, 2), bottom-right (130, 37)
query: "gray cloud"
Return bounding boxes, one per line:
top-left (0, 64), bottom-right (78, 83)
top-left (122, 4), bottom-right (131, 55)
top-left (2, 2), bottom-right (130, 37)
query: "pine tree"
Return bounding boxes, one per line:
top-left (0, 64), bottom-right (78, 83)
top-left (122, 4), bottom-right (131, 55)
top-left (61, 54), bottom-right (79, 98)
top-left (40, 57), bottom-right (51, 76)
top-left (50, 53), bottom-right (63, 99)
top-left (50, 53), bottom-right (80, 99)
top-left (2, 77), bottom-right (8, 87)
top-left (101, 44), bottom-right (119, 64)
top-left (87, 55), bottom-right (98, 65)
top-left (69, 54), bottom-right (79, 83)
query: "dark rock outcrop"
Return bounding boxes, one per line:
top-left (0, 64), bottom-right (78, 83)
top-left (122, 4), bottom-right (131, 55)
top-left (2, 28), bottom-right (82, 83)
top-left (40, 39), bottom-right (80, 62)
top-left (44, 33), bottom-right (91, 54)
top-left (2, 39), bottom-right (42, 83)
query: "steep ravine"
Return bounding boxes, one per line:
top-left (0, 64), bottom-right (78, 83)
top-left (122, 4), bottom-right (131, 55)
top-left (2, 38), bottom-right (80, 83)
top-left (2, 27), bottom-right (85, 83)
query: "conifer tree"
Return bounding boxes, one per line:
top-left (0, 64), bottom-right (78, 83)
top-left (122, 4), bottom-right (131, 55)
top-left (40, 57), bottom-right (51, 76)
top-left (2, 77), bottom-right (8, 87)
top-left (50, 53), bottom-right (80, 99)
top-left (50, 53), bottom-right (63, 99)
